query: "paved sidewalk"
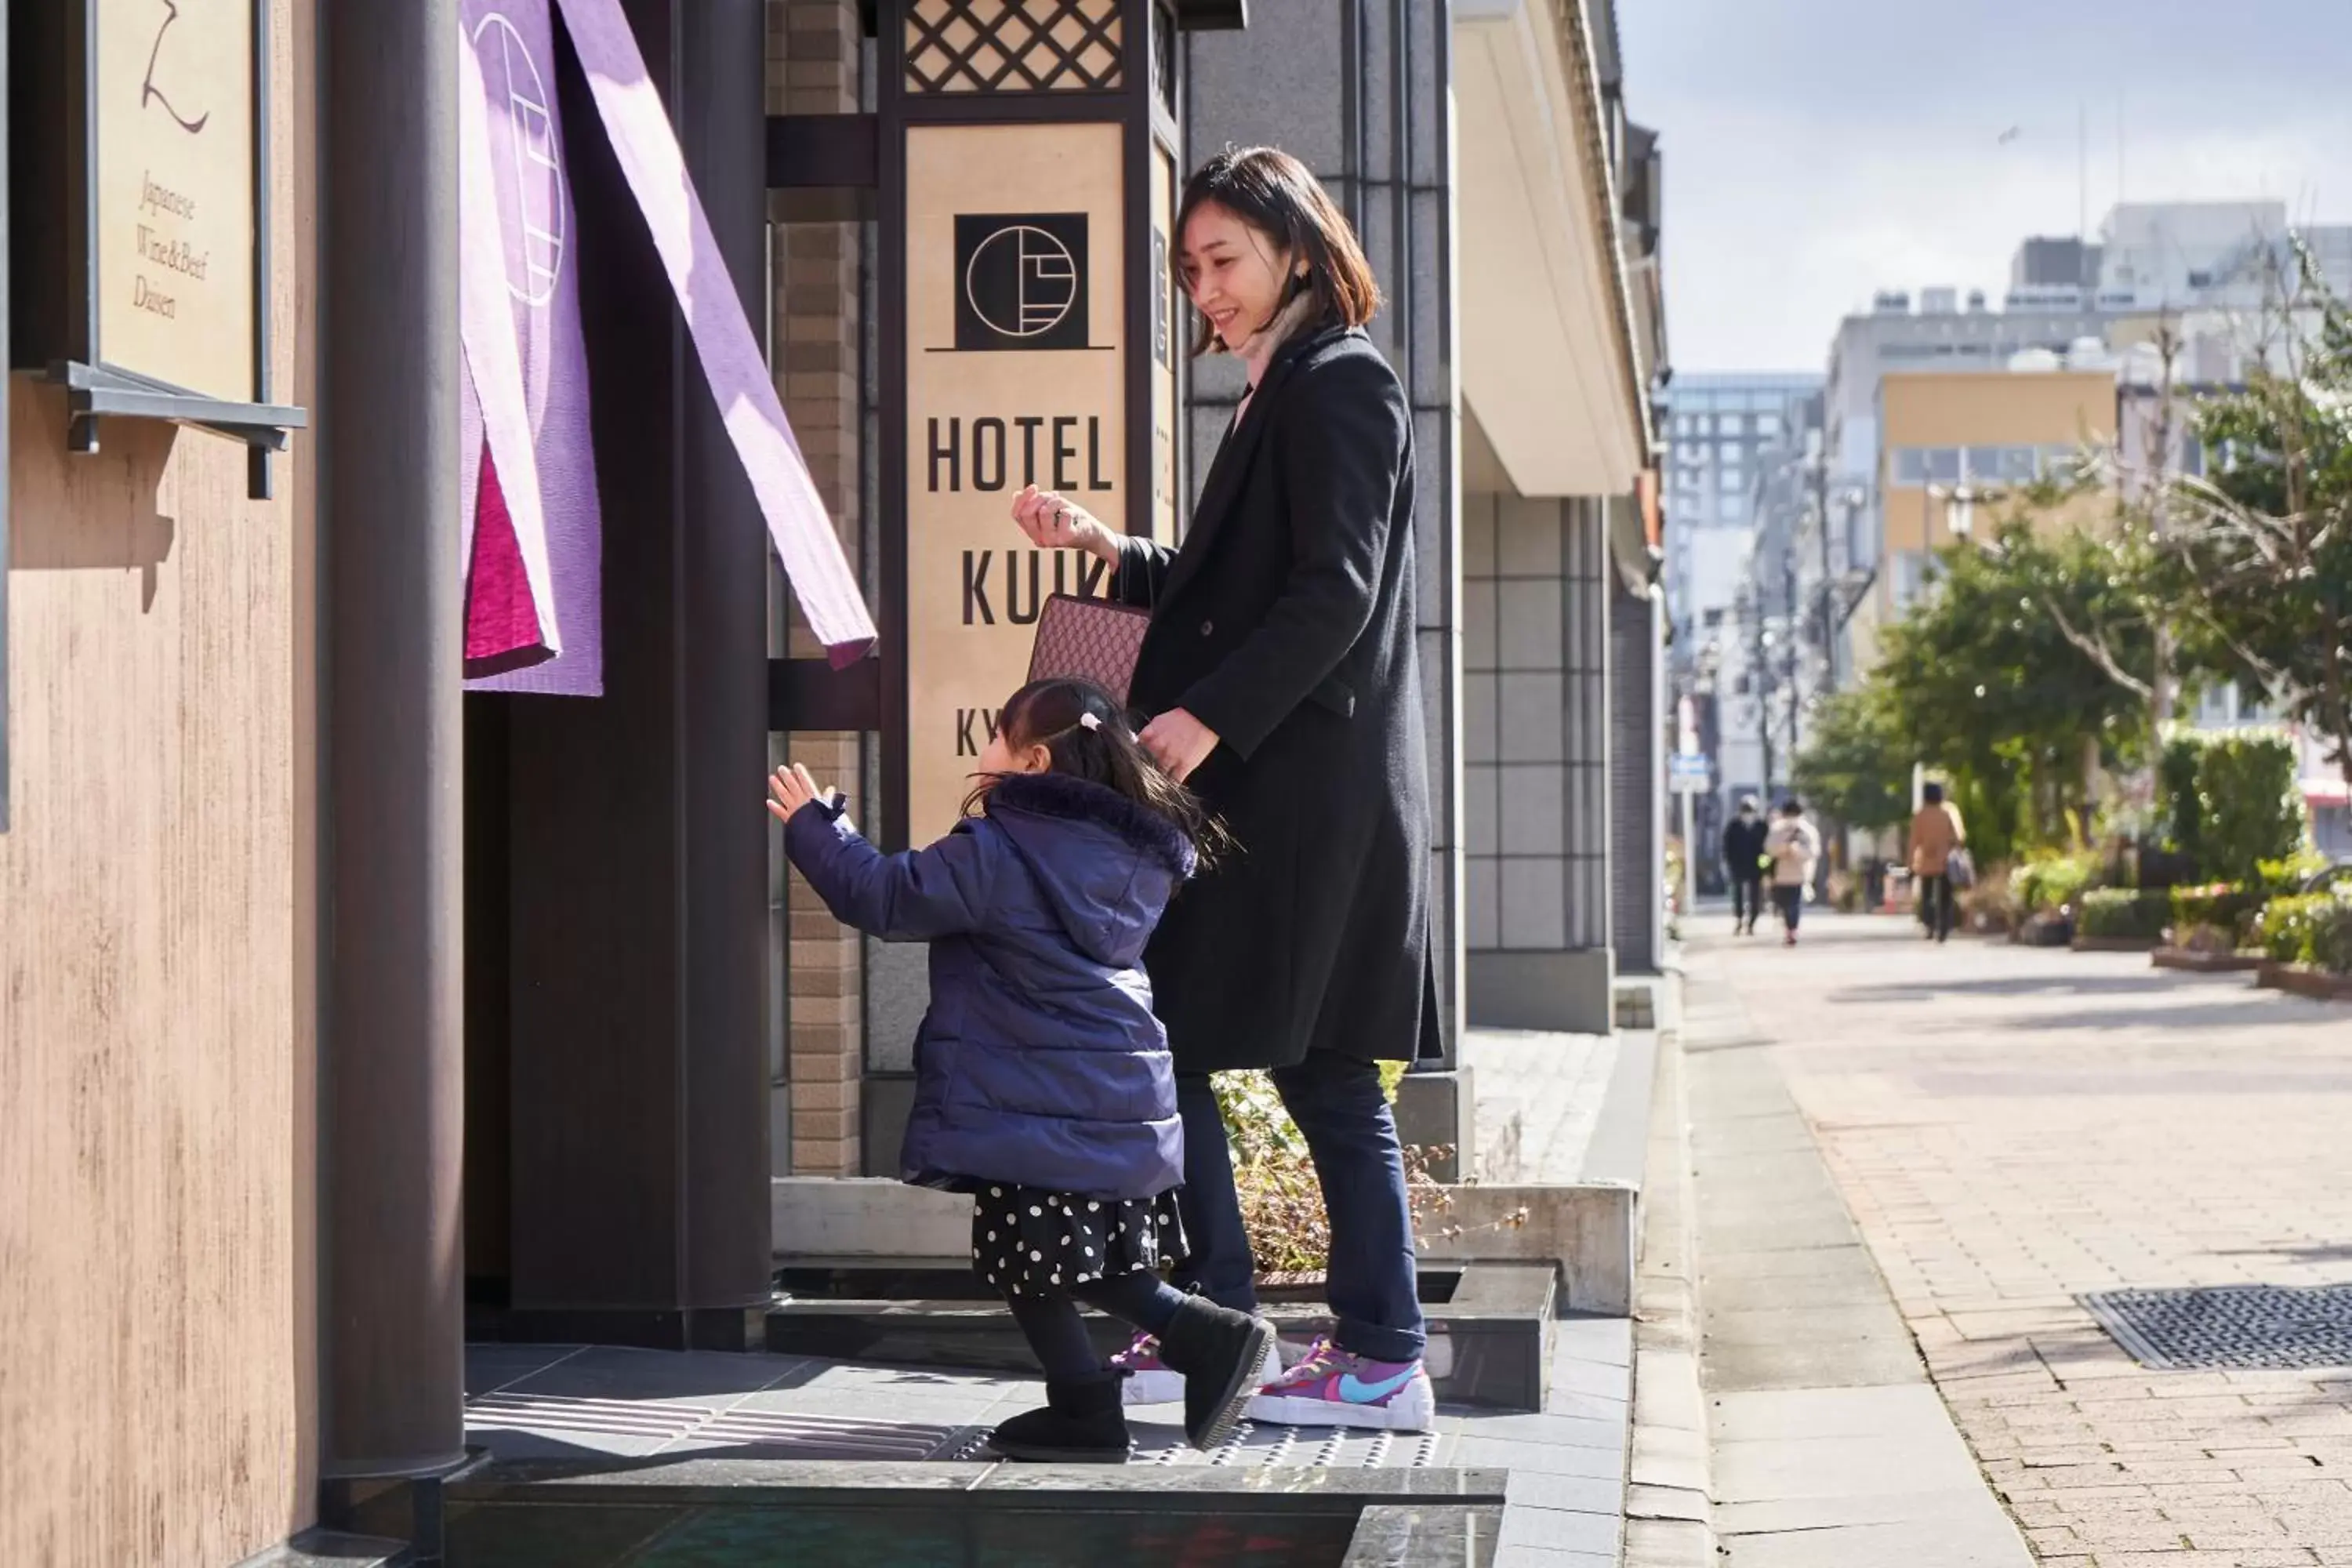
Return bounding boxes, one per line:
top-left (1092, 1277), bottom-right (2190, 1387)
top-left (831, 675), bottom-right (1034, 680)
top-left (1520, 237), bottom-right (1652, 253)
top-left (1696, 916), bottom-right (2352, 1566)
top-left (463, 1323), bottom-right (1633, 1565)
top-left (1682, 963), bottom-right (2031, 1567)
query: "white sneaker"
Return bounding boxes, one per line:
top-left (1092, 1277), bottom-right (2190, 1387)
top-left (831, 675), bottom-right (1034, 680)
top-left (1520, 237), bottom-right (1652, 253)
top-left (1112, 1328), bottom-right (1283, 1406)
top-left (1243, 1341), bottom-right (1436, 1432)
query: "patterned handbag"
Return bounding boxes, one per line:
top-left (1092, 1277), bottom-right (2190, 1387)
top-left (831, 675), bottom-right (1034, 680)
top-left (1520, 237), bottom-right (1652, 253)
top-left (1027, 593), bottom-right (1153, 707)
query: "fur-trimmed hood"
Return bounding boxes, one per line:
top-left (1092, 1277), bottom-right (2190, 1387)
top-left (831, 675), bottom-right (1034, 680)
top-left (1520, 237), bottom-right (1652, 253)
top-left (985, 771), bottom-right (1197, 877)
top-left (985, 772), bottom-right (1196, 967)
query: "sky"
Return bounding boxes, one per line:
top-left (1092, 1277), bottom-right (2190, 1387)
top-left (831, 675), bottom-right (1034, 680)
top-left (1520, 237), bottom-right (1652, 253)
top-left (1615, 0), bottom-right (2352, 374)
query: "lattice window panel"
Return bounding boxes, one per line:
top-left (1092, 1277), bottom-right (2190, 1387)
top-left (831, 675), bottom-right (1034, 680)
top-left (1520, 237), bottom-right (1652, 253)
top-left (905, 0), bottom-right (1124, 94)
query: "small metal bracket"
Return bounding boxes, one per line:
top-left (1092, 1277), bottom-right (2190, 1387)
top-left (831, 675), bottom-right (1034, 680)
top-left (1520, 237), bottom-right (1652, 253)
top-left (49, 361), bottom-right (308, 501)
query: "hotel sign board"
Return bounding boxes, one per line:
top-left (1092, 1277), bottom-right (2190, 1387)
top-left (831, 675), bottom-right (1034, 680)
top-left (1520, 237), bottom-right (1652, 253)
top-left (880, 0), bottom-right (1189, 849)
top-left (902, 122), bottom-right (1134, 842)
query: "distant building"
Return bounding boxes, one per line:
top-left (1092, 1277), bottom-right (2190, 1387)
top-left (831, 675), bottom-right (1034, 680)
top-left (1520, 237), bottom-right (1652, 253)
top-left (1821, 199), bottom-right (2352, 696)
top-left (1854, 366), bottom-right (2118, 669)
top-left (2013, 235), bottom-right (2101, 293)
top-left (1659, 372), bottom-right (1820, 858)
top-left (1661, 372), bottom-right (1822, 647)
top-left (2094, 201), bottom-right (2352, 314)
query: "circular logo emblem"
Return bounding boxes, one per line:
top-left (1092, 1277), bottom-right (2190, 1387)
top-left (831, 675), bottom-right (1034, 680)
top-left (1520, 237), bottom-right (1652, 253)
top-left (964, 224), bottom-right (1080, 339)
top-left (474, 12), bottom-right (567, 308)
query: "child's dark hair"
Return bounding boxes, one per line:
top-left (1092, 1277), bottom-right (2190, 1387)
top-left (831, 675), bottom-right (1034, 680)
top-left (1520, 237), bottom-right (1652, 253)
top-left (964, 677), bottom-right (1229, 864)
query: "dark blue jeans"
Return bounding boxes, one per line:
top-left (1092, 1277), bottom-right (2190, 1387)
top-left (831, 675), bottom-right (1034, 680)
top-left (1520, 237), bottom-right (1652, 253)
top-left (1730, 874), bottom-right (1764, 930)
top-left (1172, 1054), bottom-right (1426, 1363)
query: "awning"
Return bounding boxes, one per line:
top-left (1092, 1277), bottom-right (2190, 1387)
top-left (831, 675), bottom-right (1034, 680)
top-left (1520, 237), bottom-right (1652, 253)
top-left (1454, 0), bottom-right (1647, 500)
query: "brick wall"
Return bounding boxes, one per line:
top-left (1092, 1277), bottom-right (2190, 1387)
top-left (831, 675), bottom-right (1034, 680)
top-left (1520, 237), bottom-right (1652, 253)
top-left (769, 0), bottom-right (866, 1176)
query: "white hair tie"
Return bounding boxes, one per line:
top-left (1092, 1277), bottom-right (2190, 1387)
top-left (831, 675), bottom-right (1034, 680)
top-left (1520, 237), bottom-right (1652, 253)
top-left (1078, 712), bottom-right (1103, 732)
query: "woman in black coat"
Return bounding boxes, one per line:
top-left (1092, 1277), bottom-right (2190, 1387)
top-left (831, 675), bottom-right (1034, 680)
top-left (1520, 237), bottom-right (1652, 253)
top-left (1010, 147), bottom-right (1437, 1432)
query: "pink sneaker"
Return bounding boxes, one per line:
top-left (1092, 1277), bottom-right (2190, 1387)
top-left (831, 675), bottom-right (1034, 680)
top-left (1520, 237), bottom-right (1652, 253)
top-left (1245, 1340), bottom-right (1435, 1432)
top-left (1112, 1327), bottom-right (1281, 1406)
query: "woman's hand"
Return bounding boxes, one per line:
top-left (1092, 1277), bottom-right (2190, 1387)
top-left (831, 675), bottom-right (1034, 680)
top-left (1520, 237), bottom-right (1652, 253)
top-left (1012, 485), bottom-right (1120, 564)
top-left (767, 764), bottom-right (832, 824)
top-left (1139, 709), bottom-right (1220, 782)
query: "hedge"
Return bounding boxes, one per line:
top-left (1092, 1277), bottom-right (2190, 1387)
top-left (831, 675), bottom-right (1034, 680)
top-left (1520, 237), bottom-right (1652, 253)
top-left (2254, 891), bottom-right (2352, 974)
top-left (2161, 731), bottom-right (2305, 884)
top-left (2078, 887), bottom-right (2172, 942)
top-left (2012, 851), bottom-right (2102, 916)
top-left (2169, 882), bottom-right (2262, 946)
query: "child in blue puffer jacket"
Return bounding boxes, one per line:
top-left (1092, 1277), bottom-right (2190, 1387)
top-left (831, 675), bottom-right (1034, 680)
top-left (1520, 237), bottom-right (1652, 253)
top-left (771, 677), bottom-right (1275, 1464)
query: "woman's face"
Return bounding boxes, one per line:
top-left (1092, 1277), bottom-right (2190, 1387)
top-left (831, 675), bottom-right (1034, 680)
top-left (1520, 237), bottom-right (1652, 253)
top-left (1178, 200), bottom-right (1295, 355)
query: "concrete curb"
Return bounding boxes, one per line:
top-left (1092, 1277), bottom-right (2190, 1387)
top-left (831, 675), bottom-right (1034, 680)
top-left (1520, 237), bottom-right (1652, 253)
top-left (1624, 1007), bottom-right (1719, 1568)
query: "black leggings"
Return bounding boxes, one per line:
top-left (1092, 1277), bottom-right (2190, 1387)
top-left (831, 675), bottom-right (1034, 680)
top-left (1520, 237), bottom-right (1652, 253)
top-left (1005, 1270), bottom-right (1189, 1384)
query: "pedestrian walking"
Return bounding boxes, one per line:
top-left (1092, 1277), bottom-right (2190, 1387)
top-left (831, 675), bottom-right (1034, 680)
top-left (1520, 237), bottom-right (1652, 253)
top-left (1765, 799), bottom-right (1823, 946)
top-left (771, 677), bottom-right (1276, 1465)
top-left (1005, 145), bottom-right (1437, 1433)
top-left (1909, 782), bottom-right (1966, 943)
top-left (1722, 795), bottom-right (1769, 935)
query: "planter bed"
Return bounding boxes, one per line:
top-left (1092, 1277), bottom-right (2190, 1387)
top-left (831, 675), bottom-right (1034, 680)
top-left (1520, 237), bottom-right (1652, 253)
top-left (2152, 947), bottom-right (2266, 974)
top-left (2072, 935), bottom-right (2162, 953)
top-left (2011, 918), bottom-right (2074, 947)
top-left (2256, 962), bottom-right (2352, 1002)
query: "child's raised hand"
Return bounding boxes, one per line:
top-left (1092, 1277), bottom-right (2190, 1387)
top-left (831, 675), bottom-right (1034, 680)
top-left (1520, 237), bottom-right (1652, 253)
top-left (768, 764), bottom-right (831, 823)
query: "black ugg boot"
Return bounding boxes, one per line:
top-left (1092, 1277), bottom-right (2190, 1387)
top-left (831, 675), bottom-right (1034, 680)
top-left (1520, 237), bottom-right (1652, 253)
top-left (987, 1374), bottom-right (1132, 1464)
top-left (1156, 1295), bottom-right (1277, 1450)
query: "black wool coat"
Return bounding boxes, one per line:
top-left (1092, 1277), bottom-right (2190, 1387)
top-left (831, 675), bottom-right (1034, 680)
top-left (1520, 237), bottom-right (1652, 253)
top-left (1114, 324), bottom-right (1440, 1073)
top-left (1722, 815), bottom-right (1769, 880)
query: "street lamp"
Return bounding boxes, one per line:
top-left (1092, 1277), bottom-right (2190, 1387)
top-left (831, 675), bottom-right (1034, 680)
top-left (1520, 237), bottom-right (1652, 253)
top-left (1810, 482), bottom-right (1870, 691)
top-left (1925, 482), bottom-right (2006, 546)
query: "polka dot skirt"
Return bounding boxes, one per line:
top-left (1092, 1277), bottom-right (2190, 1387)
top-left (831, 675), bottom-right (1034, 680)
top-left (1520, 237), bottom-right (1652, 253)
top-left (971, 1185), bottom-right (1189, 1298)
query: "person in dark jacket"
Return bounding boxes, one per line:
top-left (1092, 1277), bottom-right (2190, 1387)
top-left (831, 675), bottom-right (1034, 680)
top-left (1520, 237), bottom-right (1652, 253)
top-left (1722, 796), bottom-right (1769, 935)
top-left (771, 677), bottom-right (1274, 1465)
top-left (1006, 147), bottom-right (1436, 1433)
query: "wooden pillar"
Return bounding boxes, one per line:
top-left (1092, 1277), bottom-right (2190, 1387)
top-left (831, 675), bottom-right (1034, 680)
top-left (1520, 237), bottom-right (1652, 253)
top-left (318, 0), bottom-right (467, 1479)
top-left (496, 0), bottom-right (775, 1347)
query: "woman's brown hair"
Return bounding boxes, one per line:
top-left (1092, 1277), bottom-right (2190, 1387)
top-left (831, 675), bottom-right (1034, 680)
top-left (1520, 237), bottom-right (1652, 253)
top-left (1177, 146), bottom-right (1382, 356)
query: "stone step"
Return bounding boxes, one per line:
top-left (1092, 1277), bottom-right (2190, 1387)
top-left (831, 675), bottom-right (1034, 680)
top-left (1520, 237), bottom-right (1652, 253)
top-left (765, 1258), bottom-right (1559, 1411)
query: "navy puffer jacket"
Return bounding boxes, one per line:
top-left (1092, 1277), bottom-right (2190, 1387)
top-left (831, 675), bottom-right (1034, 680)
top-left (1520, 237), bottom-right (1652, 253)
top-left (784, 771), bottom-right (1194, 1200)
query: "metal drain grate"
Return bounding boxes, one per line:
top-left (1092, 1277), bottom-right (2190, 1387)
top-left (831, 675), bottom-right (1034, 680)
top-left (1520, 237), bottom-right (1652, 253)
top-left (467, 1393), bottom-right (712, 1444)
top-left (689, 1409), bottom-right (964, 1461)
top-left (2082, 1284), bottom-right (2352, 1370)
top-left (1127, 1419), bottom-right (1445, 1470)
top-left (466, 1392), bottom-right (971, 1461)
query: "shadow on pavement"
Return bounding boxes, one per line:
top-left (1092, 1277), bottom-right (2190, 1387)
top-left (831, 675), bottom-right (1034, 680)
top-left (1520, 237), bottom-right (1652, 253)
top-left (2216, 1242), bottom-right (2352, 1265)
top-left (1679, 1034), bottom-right (1779, 1055)
top-left (1998, 996), bottom-right (2346, 1032)
top-left (1829, 971), bottom-right (2189, 1003)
